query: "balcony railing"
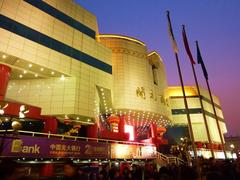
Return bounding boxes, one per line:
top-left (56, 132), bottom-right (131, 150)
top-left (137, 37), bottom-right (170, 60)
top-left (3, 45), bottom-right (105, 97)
top-left (0, 129), bottom-right (155, 147)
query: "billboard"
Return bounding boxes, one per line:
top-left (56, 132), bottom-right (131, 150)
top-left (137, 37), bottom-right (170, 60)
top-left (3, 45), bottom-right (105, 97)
top-left (0, 135), bottom-right (109, 159)
top-left (111, 143), bottom-right (156, 159)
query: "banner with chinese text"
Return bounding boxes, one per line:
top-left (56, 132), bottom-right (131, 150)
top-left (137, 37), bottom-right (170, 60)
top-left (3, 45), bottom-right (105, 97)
top-left (0, 135), bottom-right (109, 159)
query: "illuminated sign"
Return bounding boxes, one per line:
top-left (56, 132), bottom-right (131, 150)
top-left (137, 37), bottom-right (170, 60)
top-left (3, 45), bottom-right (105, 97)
top-left (111, 144), bottom-right (156, 159)
top-left (124, 125), bottom-right (134, 141)
top-left (0, 136), bottom-right (109, 159)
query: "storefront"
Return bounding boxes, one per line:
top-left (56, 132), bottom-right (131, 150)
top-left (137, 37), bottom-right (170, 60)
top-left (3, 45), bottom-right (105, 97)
top-left (0, 131), bottom-right (157, 178)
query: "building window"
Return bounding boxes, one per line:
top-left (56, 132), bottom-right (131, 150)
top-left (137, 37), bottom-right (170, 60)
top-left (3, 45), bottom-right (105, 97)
top-left (152, 65), bottom-right (158, 85)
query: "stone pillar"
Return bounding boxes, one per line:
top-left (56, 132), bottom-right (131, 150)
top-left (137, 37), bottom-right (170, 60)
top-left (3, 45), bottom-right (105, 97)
top-left (0, 64), bottom-right (11, 101)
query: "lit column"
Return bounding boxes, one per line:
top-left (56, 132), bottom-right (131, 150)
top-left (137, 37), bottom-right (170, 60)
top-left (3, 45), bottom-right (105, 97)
top-left (150, 123), bottom-right (158, 138)
top-left (0, 64), bottom-right (11, 101)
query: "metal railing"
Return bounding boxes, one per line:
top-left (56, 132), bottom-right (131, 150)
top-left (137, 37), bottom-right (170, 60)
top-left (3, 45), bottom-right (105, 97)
top-left (0, 130), bottom-right (187, 163)
top-left (156, 152), bottom-right (185, 165)
top-left (0, 129), bottom-right (155, 147)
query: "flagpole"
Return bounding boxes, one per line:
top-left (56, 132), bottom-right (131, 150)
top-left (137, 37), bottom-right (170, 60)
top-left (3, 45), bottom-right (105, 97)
top-left (190, 62), bottom-right (215, 158)
top-left (182, 25), bottom-right (214, 158)
top-left (166, 11), bottom-right (197, 159)
top-left (175, 53), bottom-right (198, 159)
top-left (196, 41), bottom-right (227, 159)
top-left (205, 76), bottom-right (227, 158)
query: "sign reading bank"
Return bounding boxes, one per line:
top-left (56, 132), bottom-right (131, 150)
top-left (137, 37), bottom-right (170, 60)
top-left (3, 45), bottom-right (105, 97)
top-left (0, 136), bottom-right (109, 159)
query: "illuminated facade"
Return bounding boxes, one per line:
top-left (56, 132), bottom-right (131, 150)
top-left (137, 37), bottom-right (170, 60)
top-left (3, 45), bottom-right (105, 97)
top-left (168, 86), bottom-right (227, 145)
top-left (0, 0), bottom-right (171, 146)
top-left (99, 35), bottom-right (171, 143)
top-left (0, 0), bottom-right (229, 163)
top-left (0, 0), bottom-right (112, 125)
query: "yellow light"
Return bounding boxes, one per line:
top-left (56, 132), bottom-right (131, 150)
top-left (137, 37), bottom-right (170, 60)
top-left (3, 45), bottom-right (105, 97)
top-left (2, 54), bottom-right (7, 59)
top-left (40, 68), bottom-right (44, 71)
top-left (147, 51), bottom-right (161, 59)
top-left (35, 74), bottom-right (38, 77)
top-left (23, 70), bottom-right (27, 74)
top-left (28, 64), bottom-right (32, 68)
top-left (60, 75), bottom-right (65, 80)
top-left (98, 34), bottom-right (146, 46)
top-left (19, 74), bottom-right (23, 78)
top-left (168, 86), bottom-right (197, 97)
top-left (51, 71), bottom-right (55, 75)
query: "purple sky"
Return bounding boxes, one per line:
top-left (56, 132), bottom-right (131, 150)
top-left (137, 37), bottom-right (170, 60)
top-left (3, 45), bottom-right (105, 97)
top-left (75, 0), bottom-right (240, 137)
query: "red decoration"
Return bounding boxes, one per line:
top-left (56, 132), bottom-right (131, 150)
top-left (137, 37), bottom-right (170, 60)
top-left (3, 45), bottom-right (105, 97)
top-left (107, 115), bottom-right (120, 124)
top-left (0, 64), bottom-right (11, 101)
top-left (87, 124), bottom-right (98, 138)
top-left (2, 101), bottom-right (41, 119)
top-left (40, 164), bottom-right (54, 177)
top-left (42, 116), bottom-right (58, 134)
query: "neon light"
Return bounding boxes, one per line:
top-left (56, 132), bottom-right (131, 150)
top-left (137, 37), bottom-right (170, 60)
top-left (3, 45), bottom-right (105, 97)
top-left (124, 125), bottom-right (134, 141)
top-left (98, 34), bottom-right (146, 46)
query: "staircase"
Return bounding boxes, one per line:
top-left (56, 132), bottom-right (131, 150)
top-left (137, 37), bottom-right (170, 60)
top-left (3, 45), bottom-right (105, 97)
top-left (155, 152), bottom-right (185, 166)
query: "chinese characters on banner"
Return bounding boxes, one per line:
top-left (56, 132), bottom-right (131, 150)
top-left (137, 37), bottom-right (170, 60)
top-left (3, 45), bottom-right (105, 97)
top-left (1, 135), bottom-right (108, 159)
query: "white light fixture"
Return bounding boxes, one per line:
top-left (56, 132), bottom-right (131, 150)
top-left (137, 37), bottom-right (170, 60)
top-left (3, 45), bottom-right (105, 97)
top-left (19, 105), bottom-right (29, 118)
top-left (40, 68), bottom-right (44, 71)
top-left (28, 64), bottom-right (32, 68)
top-left (23, 70), bottom-right (27, 74)
top-left (2, 54), bottom-right (7, 59)
top-left (0, 109), bottom-right (4, 115)
top-left (51, 71), bottom-right (55, 75)
top-left (19, 74), bottom-right (23, 78)
top-left (35, 74), bottom-right (38, 77)
top-left (60, 75), bottom-right (65, 80)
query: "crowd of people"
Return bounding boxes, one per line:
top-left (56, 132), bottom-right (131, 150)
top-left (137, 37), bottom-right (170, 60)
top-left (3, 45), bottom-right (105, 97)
top-left (62, 157), bottom-right (240, 180)
top-left (0, 157), bottom-right (240, 180)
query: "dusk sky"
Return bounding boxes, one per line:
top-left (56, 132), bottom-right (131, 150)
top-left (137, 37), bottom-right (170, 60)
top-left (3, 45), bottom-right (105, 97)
top-left (75, 0), bottom-right (240, 136)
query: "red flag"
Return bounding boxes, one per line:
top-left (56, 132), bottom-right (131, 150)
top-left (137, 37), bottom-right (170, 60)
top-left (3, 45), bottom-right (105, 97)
top-left (182, 25), bottom-right (196, 64)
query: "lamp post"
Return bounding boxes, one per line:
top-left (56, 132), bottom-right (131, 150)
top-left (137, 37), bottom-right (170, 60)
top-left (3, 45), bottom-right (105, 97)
top-left (180, 137), bottom-right (193, 164)
top-left (230, 144), bottom-right (235, 159)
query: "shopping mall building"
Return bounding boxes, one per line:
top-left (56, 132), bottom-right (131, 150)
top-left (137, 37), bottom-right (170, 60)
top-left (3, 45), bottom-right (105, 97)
top-left (0, 0), bottom-right (233, 177)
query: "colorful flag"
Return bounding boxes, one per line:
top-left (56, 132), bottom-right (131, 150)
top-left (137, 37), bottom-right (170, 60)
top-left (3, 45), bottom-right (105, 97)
top-left (166, 11), bottom-right (178, 54)
top-left (196, 41), bottom-right (208, 80)
top-left (182, 25), bottom-right (196, 64)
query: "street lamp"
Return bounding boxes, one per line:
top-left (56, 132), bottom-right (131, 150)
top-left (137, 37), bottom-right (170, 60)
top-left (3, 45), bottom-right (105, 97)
top-left (230, 144), bottom-right (235, 159)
